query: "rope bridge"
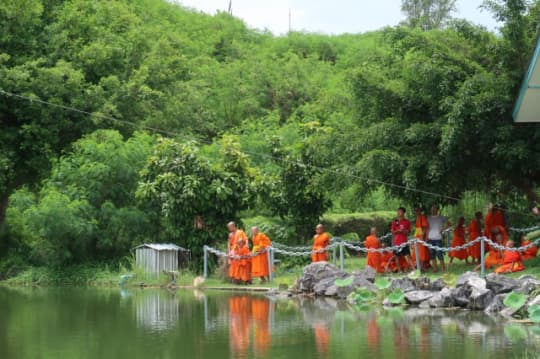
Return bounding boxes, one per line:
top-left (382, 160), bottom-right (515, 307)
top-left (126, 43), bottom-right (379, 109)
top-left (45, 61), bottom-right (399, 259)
top-left (203, 225), bottom-right (540, 280)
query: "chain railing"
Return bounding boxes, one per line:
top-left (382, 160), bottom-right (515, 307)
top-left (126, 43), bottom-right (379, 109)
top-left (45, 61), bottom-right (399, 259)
top-left (203, 225), bottom-right (540, 280)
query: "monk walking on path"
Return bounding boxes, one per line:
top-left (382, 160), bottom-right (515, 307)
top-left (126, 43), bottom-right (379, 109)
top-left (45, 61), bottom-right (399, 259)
top-left (449, 216), bottom-right (469, 265)
top-left (312, 224), bottom-right (330, 262)
top-left (251, 226), bottom-right (271, 283)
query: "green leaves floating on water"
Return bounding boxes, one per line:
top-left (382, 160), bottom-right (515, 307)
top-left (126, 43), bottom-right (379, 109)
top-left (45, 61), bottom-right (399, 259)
top-left (386, 289), bottom-right (405, 305)
top-left (504, 292), bottom-right (527, 310)
top-left (354, 288), bottom-right (375, 303)
top-left (374, 277), bottom-right (391, 290)
top-left (334, 276), bottom-right (354, 287)
top-left (528, 305), bottom-right (540, 323)
top-left (504, 324), bottom-right (528, 342)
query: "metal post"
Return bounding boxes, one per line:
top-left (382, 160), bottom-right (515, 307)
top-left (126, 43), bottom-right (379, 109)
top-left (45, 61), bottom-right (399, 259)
top-left (339, 241), bottom-right (344, 270)
top-left (203, 245), bottom-right (208, 279)
top-left (480, 236), bottom-right (485, 278)
top-left (414, 240), bottom-right (421, 272)
top-left (333, 245), bottom-right (337, 265)
top-left (267, 247), bottom-right (273, 282)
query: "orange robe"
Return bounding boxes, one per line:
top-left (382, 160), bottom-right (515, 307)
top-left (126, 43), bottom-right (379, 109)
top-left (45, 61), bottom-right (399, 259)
top-left (449, 226), bottom-right (468, 260)
top-left (380, 251), bottom-right (394, 272)
top-left (468, 219), bottom-right (482, 259)
top-left (228, 246), bottom-right (238, 278)
top-left (484, 211), bottom-right (493, 237)
top-left (364, 235), bottom-right (382, 272)
top-left (484, 248), bottom-right (503, 269)
top-left (251, 232), bottom-right (271, 278)
top-left (494, 251), bottom-right (525, 273)
top-left (312, 232), bottom-right (331, 262)
top-left (492, 225), bottom-right (509, 245)
top-left (235, 246), bottom-right (252, 282)
top-left (492, 209), bottom-right (505, 228)
top-left (412, 215), bottom-right (430, 263)
top-left (521, 240), bottom-right (538, 261)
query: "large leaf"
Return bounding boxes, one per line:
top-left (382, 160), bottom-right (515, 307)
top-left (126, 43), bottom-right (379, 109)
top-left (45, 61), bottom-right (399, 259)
top-left (374, 277), bottom-right (391, 290)
top-left (334, 276), bottom-right (354, 288)
top-left (386, 289), bottom-right (405, 305)
top-left (503, 292), bottom-right (527, 310)
top-left (354, 288), bottom-right (375, 303)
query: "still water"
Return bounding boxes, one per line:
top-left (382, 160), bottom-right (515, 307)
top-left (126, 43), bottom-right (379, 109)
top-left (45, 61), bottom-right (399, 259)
top-left (0, 287), bottom-right (538, 359)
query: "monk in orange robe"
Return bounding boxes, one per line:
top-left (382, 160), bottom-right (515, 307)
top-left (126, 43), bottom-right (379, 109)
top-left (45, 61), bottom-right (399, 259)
top-left (491, 225), bottom-right (508, 246)
top-left (228, 221), bottom-right (248, 249)
top-left (364, 227), bottom-right (383, 272)
top-left (449, 217), bottom-right (469, 264)
top-left (228, 233), bottom-right (239, 281)
top-left (251, 226), bottom-right (271, 283)
top-left (312, 224), bottom-right (331, 262)
top-left (495, 241), bottom-right (525, 273)
top-left (252, 298), bottom-right (271, 356)
top-left (491, 205), bottom-right (506, 228)
top-left (468, 212), bottom-right (483, 264)
top-left (475, 233), bottom-right (504, 271)
top-left (413, 207), bottom-right (430, 270)
top-left (484, 204), bottom-right (494, 237)
top-left (380, 248), bottom-right (394, 273)
top-left (235, 239), bottom-right (252, 284)
top-left (520, 236), bottom-right (538, 261)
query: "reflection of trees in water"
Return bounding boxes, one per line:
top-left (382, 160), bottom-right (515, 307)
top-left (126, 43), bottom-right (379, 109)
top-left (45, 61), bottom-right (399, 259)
top-left (135, 290), bottom-right (179, 332)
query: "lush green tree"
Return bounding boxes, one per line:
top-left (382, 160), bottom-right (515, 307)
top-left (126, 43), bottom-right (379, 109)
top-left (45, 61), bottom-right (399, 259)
top-left (401, 0), bottom-right (457, 30)
top-left (136, 136), bottom-right (255, 266)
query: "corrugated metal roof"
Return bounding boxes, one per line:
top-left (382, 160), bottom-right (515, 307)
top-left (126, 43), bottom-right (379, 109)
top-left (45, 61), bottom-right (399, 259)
top-left (513, 37), bottom-right (540, 122)
top-left (133, 243), bottom-right (189, 251)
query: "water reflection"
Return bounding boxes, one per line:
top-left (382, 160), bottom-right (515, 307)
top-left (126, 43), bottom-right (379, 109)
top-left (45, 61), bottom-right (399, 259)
top-left (135, 290), bottom-right (179, 332)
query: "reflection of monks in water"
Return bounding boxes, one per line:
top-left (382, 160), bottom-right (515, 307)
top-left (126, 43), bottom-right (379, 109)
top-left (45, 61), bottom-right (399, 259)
top-left (417, 322), bottom-right (430, 359)
top-left (229, 295), bottom-right (251, 357)
top-left (367, 317), bottom-right (380, 351)
top-left (394, 322), bottom-right (410, 359)
top-left (252, 298), bottom-right (271, 357)
top-left (313, 323), bottom-right (330, 357)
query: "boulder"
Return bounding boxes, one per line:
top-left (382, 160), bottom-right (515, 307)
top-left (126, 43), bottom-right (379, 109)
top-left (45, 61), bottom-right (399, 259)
top-left (325, 285), bottom-right (338, 297)
top-left (456, 271), bottom-right (481, 287)
top-left (468, 287), bottom-right (494, 311)
top-left (451, 286), bottom-right (471, 307)
top-left (355, 266), bottom-right (376, 283)
top-left (485, 294), bottom-right (506, 314)
top-left (298, 262), bottom-right (347, 292)
top-left (485, 273), bottom-right (519, 294)
top-left (314, 278), bottom-right (336, 296)
top-left (428, 287), bottom-right (455, 308)
top-left (404, 290), bottom-right (435, 305)
top-left (515, 276), bottom-right (540, 295)
top-left (391, 277), bottom-right (416, 293)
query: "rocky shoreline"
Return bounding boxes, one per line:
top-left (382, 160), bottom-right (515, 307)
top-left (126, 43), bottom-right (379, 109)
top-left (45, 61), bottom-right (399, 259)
top-left (285, 262), bottom-right (540, 316)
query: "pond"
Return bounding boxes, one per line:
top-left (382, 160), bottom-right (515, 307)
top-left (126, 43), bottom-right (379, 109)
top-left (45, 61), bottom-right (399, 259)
top-left (0, 287), bottom-right (538, 359)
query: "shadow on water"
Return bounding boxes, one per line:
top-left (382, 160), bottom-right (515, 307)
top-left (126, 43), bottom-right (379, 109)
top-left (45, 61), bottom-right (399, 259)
top-left (1, 286), bottom-right (539, 359)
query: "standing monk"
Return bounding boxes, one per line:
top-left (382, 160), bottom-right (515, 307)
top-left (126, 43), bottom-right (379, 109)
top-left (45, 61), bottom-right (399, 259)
top-left (228, 221), bottom-right (248, 250)
top-left (468, 212), bottom-right (483, 264)
top-left (427, 205), bottom-right (450, 272)
top-left (312, 224), bottom-right (331, 262)
top-left (413, 206), bottom-right (430, 270)
top-left (387, 207), bottom-right (414, 273)
top-left (449, 217), bottom-right (469, 265)
top-left (251, 227), bottom-right (271, 283)
top-left (364, 227), bottom-right (382, 273)
top-left (235, 238), bottom-right (252, 285)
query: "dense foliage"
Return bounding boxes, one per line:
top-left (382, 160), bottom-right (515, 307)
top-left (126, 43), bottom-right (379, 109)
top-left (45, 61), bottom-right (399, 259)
top-left (1, 0), bottom-right (540, 268)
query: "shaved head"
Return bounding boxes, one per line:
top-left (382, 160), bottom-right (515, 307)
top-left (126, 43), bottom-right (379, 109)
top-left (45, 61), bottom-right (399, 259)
top-left (316, 224), bottom-right (324, 234)
top-left (250, 226), bottom-right (259, 235)
top-left (227, 222), bottom-right (237, 232)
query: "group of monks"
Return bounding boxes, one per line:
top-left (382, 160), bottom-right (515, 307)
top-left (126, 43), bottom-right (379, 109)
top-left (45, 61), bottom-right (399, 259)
top-left (227, 222), bottom-right (272, 284)
top-left (360, 204), bottom-right (538, 275)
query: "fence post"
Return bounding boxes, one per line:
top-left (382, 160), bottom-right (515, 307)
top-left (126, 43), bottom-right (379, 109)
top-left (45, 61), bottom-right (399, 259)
top-left (480, 236), bottom-right (485, 278)
top-left (203, 245), bottom-right (208, 279)
top-left (414, 240), bottom-right (421, 272)
top-left (267, 247), bottom-right (273, 282)
top-left (339, 241), bottom-right (344, 270)
top-left (333, 244), bottom-right (337, 265)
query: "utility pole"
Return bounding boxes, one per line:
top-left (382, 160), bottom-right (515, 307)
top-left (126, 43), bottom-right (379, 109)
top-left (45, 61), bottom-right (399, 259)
top-left (228, 0), bottom-right (232, 15)
top-left (288, 8), bottom-right (291, 33)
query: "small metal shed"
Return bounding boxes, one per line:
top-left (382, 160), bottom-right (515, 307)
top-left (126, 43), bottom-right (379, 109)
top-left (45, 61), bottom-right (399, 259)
top-left (134, 243), bottom-right (190, 276)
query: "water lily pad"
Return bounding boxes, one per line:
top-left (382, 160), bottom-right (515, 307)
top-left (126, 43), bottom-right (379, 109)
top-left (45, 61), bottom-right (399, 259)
top-left (355, 288), bottom-right (374, 303)
top-left (529, 304), bottom-right (540, 315)
top-left (529, 309), bottom-right (540, 323)
top-left (374, 277), bottom-right (391, 290)
top-left (334, 276), bottom-right (354, 287)
top-left (504, 324), bottom-right (528, 342)
top-left (386, 289), bottom-right (405, 305)
top-left (503, 292), bottom-right (527, 310)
